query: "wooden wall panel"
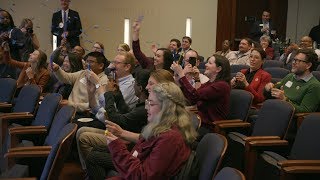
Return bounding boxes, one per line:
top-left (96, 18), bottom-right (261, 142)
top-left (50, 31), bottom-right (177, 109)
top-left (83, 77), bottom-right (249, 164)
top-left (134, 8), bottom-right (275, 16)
top-left (216, 0), bottom-right (237, 51)
top-left (216, 0), bottom-right (288, 51)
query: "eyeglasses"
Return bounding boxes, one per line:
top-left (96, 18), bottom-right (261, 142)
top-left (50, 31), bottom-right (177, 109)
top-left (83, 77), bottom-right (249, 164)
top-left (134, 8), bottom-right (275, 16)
top-left (145, 99), bottom-right (159, 110)
top-left (292, 58), bottom-right (308, 64)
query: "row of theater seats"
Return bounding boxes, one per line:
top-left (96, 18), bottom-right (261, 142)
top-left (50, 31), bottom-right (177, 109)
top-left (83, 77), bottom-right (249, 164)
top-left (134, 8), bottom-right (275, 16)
top-left (1, 76), bottom-right (319, 179)
top-left (0, 78), bottom-right (78, 179)
top-left (0, 77), bottom-right (245, 179)
top-left (210, 89), bottom-right (320, 179)
top-left (180, 88), bottom-right (320, 180)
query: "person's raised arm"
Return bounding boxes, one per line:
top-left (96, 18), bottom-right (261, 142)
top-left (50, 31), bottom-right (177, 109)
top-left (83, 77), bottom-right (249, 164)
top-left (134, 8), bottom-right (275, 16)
top-left (132, 21), bottom-right (140, 41)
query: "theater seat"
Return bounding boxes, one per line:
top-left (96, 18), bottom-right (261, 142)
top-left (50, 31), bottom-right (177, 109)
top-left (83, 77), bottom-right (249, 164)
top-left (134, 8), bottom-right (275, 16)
top-left (214, 167), bottom-right (245, 180)
top-left (4, 106), bottom-right (75, 177)
top-left (197, 133), bottom-right (228, 179)
top-left (252, 114), bottom-right (320, 180)
top-left (0, 78), bottom-right (17, 104)
top-left (2, 123), bottom-right (77, 180)
top-left (8, 93), bottom-right (62, 148)
top-left (217, 99), bottom-right (294, 177)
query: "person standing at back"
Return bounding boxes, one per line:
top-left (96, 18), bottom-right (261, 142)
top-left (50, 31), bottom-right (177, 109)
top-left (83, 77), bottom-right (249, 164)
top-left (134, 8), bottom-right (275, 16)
top-left (249, 10), bottom-right (275, 43)
top-left (51, 0), bottom-right (82, 48)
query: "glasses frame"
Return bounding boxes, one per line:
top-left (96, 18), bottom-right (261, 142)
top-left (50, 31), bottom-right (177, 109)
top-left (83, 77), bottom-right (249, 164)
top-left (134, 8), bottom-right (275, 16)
top-left (145, 99), bottom-right (160, 110)
top-left (292, 58), bottom-right (308, 64)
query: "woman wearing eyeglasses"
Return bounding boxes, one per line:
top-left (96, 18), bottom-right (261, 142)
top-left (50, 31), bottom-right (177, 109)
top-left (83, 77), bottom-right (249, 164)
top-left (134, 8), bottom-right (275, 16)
top-left (103, 82), bottom-right (197, 180)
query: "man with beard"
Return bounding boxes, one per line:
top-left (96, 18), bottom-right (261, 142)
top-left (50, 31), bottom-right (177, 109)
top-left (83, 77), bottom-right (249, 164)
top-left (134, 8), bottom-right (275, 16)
top-left (264, 48), bottom-right (320, 113)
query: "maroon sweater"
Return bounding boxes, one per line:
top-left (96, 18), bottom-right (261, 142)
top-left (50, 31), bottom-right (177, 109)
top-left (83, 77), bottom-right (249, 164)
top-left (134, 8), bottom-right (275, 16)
top-left (179, 76), bottom-right (231, 130)
top-left (107, 127), bottom-right (190, 180)
top-left (132, 39), bottom-right (154, 70)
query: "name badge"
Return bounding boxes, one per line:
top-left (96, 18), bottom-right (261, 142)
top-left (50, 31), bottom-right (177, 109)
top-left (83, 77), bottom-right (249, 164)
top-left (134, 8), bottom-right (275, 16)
top-left (59, 22), bottom-right (64, 28)
top-left (255, 78), bottom-right (259, 81)
top-left (132, 150), bottom-right (138, 157)
top-left (259, 24), bottom-right (264, 27)
top-left (285, 81), bottom-right (293, 88)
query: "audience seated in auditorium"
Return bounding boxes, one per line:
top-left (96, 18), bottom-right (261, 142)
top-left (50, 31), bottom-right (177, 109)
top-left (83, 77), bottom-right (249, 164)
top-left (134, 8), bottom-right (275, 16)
top-left (281, 36), bottom-right (320, 70)
top-left (71, 45), bottom-right (86, 68)
top-left (264, 48), bottom-right (320, 113)
top-left (174, 49), bottom-right (209, 89)
top-left (180, 36), bottom-right (192, 54)
top-left (145, 69), bottom-right (175, 92)
top-left (88, 51), bottom-right (139, 125)
top-left (259, 35), bottom-right (274, 60)
top-left (2, 42), bottom-right (50, 92)
top-left (99, 51), bottom-right (139, 109)
top-left (50, 52), bottom-right (83, 99)
top-left (169, 38), bottom-right (182, 61)
top-left (232, 48), bottom-right (271, 106)
top-left (228, 38), bottom-right (253, 66)
top-left (279, 42), bottom-right (299, 69)
top-left (132, 20), bottom-right (173, 71)
top-left (50, 37), bottom-right (70, 66)
top-left (92, 41), bottom-right (104, 55)
top-left (171, 54), bottom-right (231, 138)
top-left (76, 69), bottom-right (150, 173)
top-left (299, 36), bottom-right (320, 58)
top-left (214, 39), bottom-right (232, 59)
top-left (150, 38), bottom-right (182, 62)
top-left (87, 82), bottom-right (197, 179)
top-left (52, 51), bottom-right (109, 118)
top-left (116, 43), bottom-right (130, 53)
top-left (72, 45), bottom-right (85, 58)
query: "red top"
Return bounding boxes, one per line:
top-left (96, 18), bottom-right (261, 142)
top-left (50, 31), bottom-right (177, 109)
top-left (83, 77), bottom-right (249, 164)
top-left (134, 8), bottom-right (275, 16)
top-left (107, 127), bottom-right (191, 180)
top-left (241, 68), bottom-right (271, 105)
top-left (179, 76), bottom-right (231, 130)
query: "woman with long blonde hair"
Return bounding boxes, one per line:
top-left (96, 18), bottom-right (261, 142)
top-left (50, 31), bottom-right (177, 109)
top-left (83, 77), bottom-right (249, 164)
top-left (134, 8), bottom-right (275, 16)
top-left (104, 82), bottom-right (197, 179)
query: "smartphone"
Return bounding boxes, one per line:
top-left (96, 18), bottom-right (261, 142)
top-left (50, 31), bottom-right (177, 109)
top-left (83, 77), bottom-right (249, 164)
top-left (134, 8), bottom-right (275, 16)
top-left (188, 57), bottom-right (197, 67)
top-left (87, 63), bottom-right (91, 70)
